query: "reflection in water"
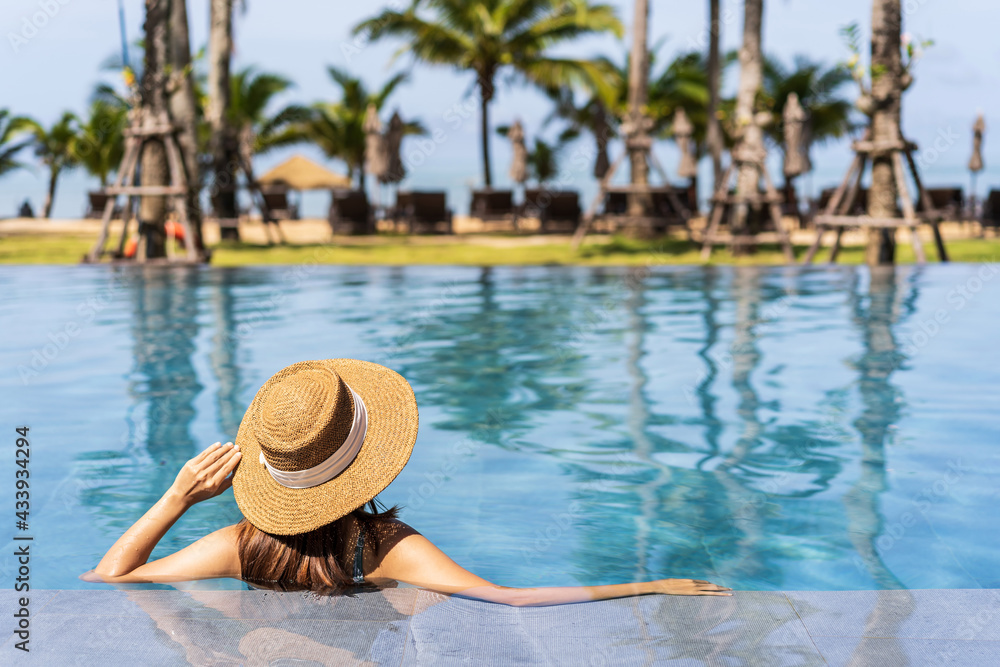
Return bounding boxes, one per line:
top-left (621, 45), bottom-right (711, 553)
top-left (844, 269), bottom-right (915, 590)
top-left (695, 268), bottom-right (724, 460)
top-left (713, 270), bottom-right (770, 586)
top-left (395, 267), bottom-right (591, 446)
top-left (843, 269), bottom-right (918, 664)
top-left (127, 268), bottom-right (204, 523)
top-left (76, 268), bottom-right (204, 536)
top-left (208, 270), bottom-right (246, 439)
top-left (107, 587), bottom-right (824, 665)
top-left (127, 268), bottom-right (204, 471)
top-left (30, 264), bottom-right (995, 591)
top-left (623, 274), bottom-right (670, 583)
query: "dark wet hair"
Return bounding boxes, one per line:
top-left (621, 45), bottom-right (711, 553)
top-left (236, 499), bottom-right (399, 591)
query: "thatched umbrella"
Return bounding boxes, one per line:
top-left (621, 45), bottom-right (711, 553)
top-left (258, 155), bottom-right (351, 190)
top-left (381, 111), bottom-right (406, 185)
top-left (782, 92), bottom-right (812, 179)
top-left (508, 119), bottom-right (529, 185)
top-left (363, 104), bottom-right (387, 183)
top-left (672, 107), bottom-right (699, 179)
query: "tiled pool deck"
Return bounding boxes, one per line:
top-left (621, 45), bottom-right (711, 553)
top-left (3, 588), bottom-right (999, 665)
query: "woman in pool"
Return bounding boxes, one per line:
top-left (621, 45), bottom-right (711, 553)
top-left (90, 359), bottom-right (731, 605)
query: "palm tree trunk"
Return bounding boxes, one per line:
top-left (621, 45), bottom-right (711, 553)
top-left (627, 0), bottom-right (651, 216)
top-left (706, 0), bottom-right (724, 191)
top-left (42, 166), bottom-right (59, 218)
top-left (732, 0), bottom-right (766, 255)
top-left (168, 0), bottom-right (204, 254)
top-left (479, 74), bottom-right (494, 188)
top-left (138, 0), bottom-right (169, 261)
top-left (208, 0), bottom-right (239, 240)
top-left (866, 0), bottom-right (902, 265)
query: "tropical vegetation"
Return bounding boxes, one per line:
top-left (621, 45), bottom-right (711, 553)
top-left (354, 0), bottom-right (624, 187)
top-left (72, 100), bottom-right (128, 187)
top-left (287, 68), bottom-right (417, 189)
top-left (226, 67), bottom-right (309, 160)
top-left (761, 55), bottom-right (855, 153)
top-left (0, 0), bottom-right (933, 267)
top-left (27, 112), bottom-right (80, 218)
top-left (0, 110), bottom-right (32, 179)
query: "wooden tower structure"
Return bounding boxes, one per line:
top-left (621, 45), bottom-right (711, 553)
top-left (699, 139), bottom-right (795, 262)
top-left (85, 107), bottom-right (204, 263)
top-left (802, 130), bottom-right (949, 264)
top-left (571, 0), bottom-right (690, 249)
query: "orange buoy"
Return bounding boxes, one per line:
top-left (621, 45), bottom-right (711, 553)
top-left (165, 220), bottom-right (185, 241)
top-left (122, 222), bottom-right (191, 259)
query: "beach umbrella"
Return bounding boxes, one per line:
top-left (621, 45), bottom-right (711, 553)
top-left (381, 111), bottom-right (406, 185)
top-left (258, 155), bottom-right (351, 190)
top-left (363, 104), bottom-right (388, 182)
top-left (592, 103), bottom-right (611, 180)
top-left (508, 119), bottom-right (529, 185)
top-left (672, 107), bottom-right (699, 179)
top-left (969, 114), bottom-right (985, 173)
top-left (969, 114), bottom-right (986, 212)
top-left (782, 92), bottom-right (812, 179)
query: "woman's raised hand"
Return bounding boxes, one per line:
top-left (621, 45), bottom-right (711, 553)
top-left (170, 442), bottom-right (242, 507)
top-left (652, 579), bottom-right (733, 596)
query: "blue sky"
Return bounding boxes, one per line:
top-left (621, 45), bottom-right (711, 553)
top-left (1, 0), bottom-right (997, 218)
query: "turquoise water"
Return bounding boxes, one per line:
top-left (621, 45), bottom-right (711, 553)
top-left (1, 264), bottom-right (998, 591)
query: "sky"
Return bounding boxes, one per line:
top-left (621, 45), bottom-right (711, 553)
top-left (1, 0), bottom-right (998, 219)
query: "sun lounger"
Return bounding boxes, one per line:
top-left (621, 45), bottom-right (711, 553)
top-left (470, 189), bottom-right (517, 228)
top-left (84, 191), bottom-right (123, 219)
top-left (919, 187), bottom-right (964, 219)
top-left (395, 191), bottom-right (453, 234)
top-left (982, 190), bottom-right (1000, 233)
top-left (260, 186), bottom-right (298, 221)
top-left (522, 189), bottom-right (581, 232)
top-left (601, 186), bottom-right (690, 233)
top-left (328, 189), bottom-right (373, 235)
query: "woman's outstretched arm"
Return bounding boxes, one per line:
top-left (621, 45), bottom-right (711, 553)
top-left (368, 523), bottom-right (732, 607)
top-left (86, 442), bottom-right (242, 583)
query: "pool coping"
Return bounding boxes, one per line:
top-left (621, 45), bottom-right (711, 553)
top-left (3, 587), bottom-right (999, 665)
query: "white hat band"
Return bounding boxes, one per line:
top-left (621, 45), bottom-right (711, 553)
top-left (258, 384), bottom-right (368, 489)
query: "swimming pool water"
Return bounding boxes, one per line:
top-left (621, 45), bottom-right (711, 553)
top-left (1, 264), bottom-right (998, 591)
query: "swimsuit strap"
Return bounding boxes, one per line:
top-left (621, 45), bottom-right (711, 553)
top-left (352, 528), bottom-right (365, 584)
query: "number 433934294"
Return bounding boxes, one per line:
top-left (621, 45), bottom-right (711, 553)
top-left (16, 426), bottom-right (29, 528)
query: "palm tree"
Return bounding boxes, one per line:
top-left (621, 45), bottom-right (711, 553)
top-left (0, 110), bottom-right (32, 178)
top-left (541, 81), bottom-right (616, 179)
top-left (528, 138), bottom-right (563, 184)
top-left (543, 49), bottom-right (736, 172)
top-left (706, 0), bottom-right (724, 191)
top-left (27, 112), bottom-right (80, 218)
top-left (291, 67), bottom-right (415, 189)
top-left (138, 0), bottom-right (170, 259)
top-left (649, 51), bottom-right (737, 153)
top-left (73, 100), bottom-right (128, 187)
top-left (228, 68), bottom-right (308, 157)
top-left (355, 0), bottom-right (623, 187)
top-left (731, 0), bottom-right (767, 252)
top-left (497, 124), bottom-right (564, 184)
top-left (208, 0), bottom-right (239, 236)
top-left (867, 0), bottom-right (904, 265)
top-left (167, 0), bottom-right (204, 243)
top-left (761, 55), bottom-right (855, 153)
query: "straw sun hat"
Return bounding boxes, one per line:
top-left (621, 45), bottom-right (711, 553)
top-left (232, 359), bottom-right (418, 535)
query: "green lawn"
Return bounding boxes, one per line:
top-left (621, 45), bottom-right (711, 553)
top-left (2, 233), bottom-right (998, 266)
